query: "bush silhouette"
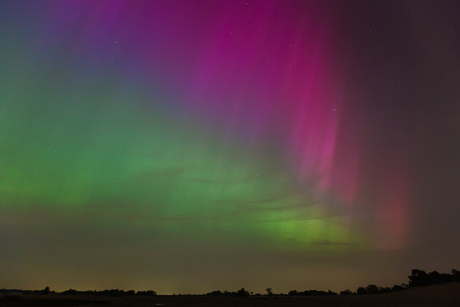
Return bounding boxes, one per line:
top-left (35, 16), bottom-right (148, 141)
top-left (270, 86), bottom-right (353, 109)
top-left (237, 288), bottom-right (249, 298)
top-left (366, 284), bottom-right (379, 294)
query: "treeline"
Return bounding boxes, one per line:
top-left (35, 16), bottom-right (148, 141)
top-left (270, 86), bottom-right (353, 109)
top-left (288, 289), bottom-right (337, 296)
top-left (2, 268), bottom-right (460, 298)
top-left (408, 269), bottom-right (460, 287)
top-left (0, 288), bottom-right (156, 297)
top-left (205, 269), bottom-right (460, 297)
top-left (61, 289), bottom-right (157, 297)
top-left (206, 288), bottom-right (251, 297)
top-left (346, 269), bottom-right (460, 295)
top-left (205, 288), bottom-right (339, 297)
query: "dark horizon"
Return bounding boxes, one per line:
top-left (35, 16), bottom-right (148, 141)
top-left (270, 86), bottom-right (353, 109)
top-left (2, 268), bottom-right (460, 297)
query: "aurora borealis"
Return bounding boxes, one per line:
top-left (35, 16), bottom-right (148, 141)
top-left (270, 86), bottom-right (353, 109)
top-left (1, 0), bottom-right (460, 294)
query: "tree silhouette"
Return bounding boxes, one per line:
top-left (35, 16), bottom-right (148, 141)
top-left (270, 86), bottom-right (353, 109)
top-left (266, 288), bottom-right (273, 296)
top-left (42, 286), bottom-right (50, 295)
top-left (452, 269), bottom-right (460, 282)
top-left (236, 288), bottom-right (249, 298)
top-left (408, 269), bottom-right (429, 287)
top-left (366, 284), bottom-right (379, 294)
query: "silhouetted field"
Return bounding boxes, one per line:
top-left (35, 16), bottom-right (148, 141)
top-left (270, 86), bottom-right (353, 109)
top-left (2, 283), bottom-right (460, 307)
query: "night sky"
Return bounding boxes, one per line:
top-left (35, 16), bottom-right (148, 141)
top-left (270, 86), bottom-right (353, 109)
top-left (1, 0), bottom-right (460, 294)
